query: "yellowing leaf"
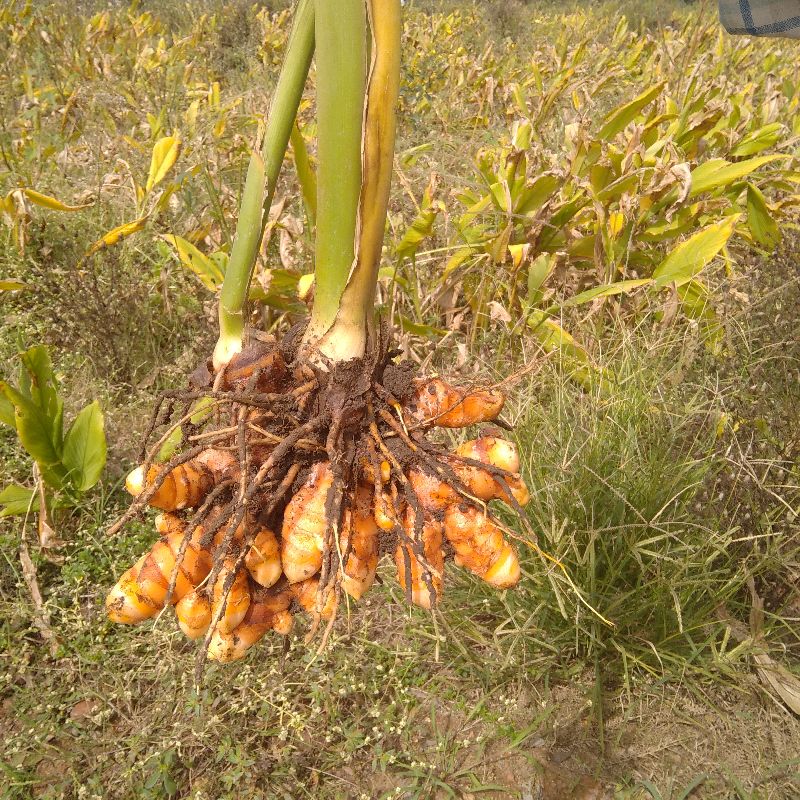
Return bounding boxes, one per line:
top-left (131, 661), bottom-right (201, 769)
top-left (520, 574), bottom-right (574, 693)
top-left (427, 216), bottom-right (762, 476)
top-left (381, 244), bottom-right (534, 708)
top-left (161, 234), bottom-right (224, 292)
top-left (689, 155), bottom-right (786, 197)
top-left (508, 243), bottom-right (530, 270)
top-left (563, 278), bottom-right (652, 308)
top-left (0, 279), bottom-right (27, 291)
top-left (527, 310), bottom-right (612, 393)
top-left (731, 123), bottom-right (784, 157)
top-left (653, 216), bottom-right (739, 288)
top-left (746, 184), bottom-right (781, 248)
top-left (1, 192), bottom-right (15, 216)
top-left (297, 273), bottom-right (315, 301)
top-left (22, 189), bottom-right (92, 212)
top-left (146, 135), bottom-right (181, 193)
top-left (442, 247), bottom-right (475, 279)
top-left (608, 211), bottom-right (625, 239)
top-left (84, 216), bottom-right (148, 260)
top-left (599, 82), bottom-right (665, 140)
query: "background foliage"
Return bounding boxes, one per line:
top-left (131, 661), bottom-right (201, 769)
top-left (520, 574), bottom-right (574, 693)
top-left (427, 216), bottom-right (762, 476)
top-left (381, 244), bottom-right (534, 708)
top-left (1, 1), bottom-right (798, 797)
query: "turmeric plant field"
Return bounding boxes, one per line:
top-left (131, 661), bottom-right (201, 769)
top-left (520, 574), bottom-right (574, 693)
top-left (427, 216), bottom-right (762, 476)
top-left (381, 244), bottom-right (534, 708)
top-left (1, 0), bottom-right (799, 797)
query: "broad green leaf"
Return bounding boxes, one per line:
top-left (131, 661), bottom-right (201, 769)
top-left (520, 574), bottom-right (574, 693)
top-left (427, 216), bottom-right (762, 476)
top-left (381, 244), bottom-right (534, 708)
top-left (0, 279), bottom-right (27, 291)
top-left (162, 234), bottom-right (224, 291)
top-left (18, 346), bottom-right (63, 452)
top-left (598, 82), bottom-right (665, 140)
top-left (22, 188), bottom-right (92, 212)
top-left (730, 123), bottom-right (784, 157)
top-left (0, 383), bottom-right (65, 484)
top-left (442, 247), bottom-right (475, 279)
top-left (746, 184), bottom-right (782, 248)
top-left (146, 135), bottom-right (181, 192)
top-left (398, 315), bottom-right (448, 338)
top-left (689, 155), bottom-right (786, 197)
top-left (62, 401), bottom-right (106, 492)
top-left (395, 197), bottom-right (442, 260)
top-left (563, 278), bottom-right (652, 307)
top-left (19, 345), bottom-right (60, 424)
top-left (0, 483), bottom-right (35, 517)
top-left (84, 216), bottom-right (149, 259)
top-left (527, 253), bottom-right (555, 305)
top-left (653, 216), bottom-right (739, 288)
top-left (596, 173), bottom-right (640, 203)
top-left (515, 174), bottom-right (561, 215)
top-left (0, 395), bottom-right (15, 428)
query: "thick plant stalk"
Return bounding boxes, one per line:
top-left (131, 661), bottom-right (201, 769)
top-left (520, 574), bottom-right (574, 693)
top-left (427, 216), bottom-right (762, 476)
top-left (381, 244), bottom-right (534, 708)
top-left (316, 0), bottom-right (402, 362)
top-left (214, 0), bottom-right (316, 369)
top-left (303, 0), bottom-right (368, 349)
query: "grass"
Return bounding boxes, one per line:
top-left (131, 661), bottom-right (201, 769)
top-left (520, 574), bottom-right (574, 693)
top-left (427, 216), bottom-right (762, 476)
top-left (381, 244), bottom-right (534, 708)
top-left (1, 0), bottom-right (799, 797)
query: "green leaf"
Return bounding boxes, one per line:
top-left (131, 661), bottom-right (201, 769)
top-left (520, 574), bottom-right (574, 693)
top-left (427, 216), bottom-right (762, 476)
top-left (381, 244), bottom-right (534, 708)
top-left (678, 280), bottom-right (723, 354)
top-left (162, 234), bottom-right (225, 292)
top-left (527, 253), bottom-right (555, 306)
top-left (0, 383), bottom-right (65, 485)
top-left (19, 346), bottom-right (54, 405)
top-left (0, 395), bottom-right (15, 428)
top-left (19, 345), bottom-right (62, 449)
top-left (62, 401), bottom-right (106, 492)
top-left (515, 174), bottom-right (561, 215)
top-left (746, 183), bottom-right (781, 248)
top-left (563, 278), bottom-right (652, 307)
top-left (653, 216), bottom-right (739, 288)
top-left (730, 123), bottom-right (784, 157)
top-left (598, 82), bottom-right (665, 140)
top-left (398, 315), bottom-right (448, 338)
top-left (0, 483), bottom-right (35, 517)
top-left (395, 190), bottom-right (443, 260)
top-left (689, 155), bottom-right (786, 197)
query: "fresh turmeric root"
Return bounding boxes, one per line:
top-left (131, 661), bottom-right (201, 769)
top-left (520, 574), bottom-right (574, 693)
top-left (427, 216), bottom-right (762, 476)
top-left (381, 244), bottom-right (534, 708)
top-left (212, 557), bottom-right (251, 635)
top-left (106, 526), bottom-right (211, 624)
top-left (107, 327), bottom-right (538, 665)
top-left (340, 486), bottom-right (380, 600)
top-left (280, 462), bottom-right (333, 584)
top-left (125, 449), bottom-right (237, 511)
top-left (245, 527), bottom-right (282, 588)
top-left (444, 504), bottom-right (520, 589)
top-left (175, 589), bottom-right (212, 640)
top-left (395, 506), bottom-right (444, 610)
top-left (208, 582), bottom-right (294, 662)
top-left (407, 378), bottom-right (504, 428)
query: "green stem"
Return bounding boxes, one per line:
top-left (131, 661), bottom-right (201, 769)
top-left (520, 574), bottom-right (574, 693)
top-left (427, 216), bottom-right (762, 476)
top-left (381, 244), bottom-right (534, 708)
top-left (259, 0), bottom-right (316, 230)
top-left (304, 0), bottom-right (367, 346)
top-left (317, 0), bottom-right (402, 361)
top-left (214, 0), bottom-right (315, 369)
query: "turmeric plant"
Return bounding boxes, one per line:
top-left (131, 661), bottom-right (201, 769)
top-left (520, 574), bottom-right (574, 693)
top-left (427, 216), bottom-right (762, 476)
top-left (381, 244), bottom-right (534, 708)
top-left (105, 0), bottom-right (554, 667)
top-left (1, 345), bottom-right (106, 541)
